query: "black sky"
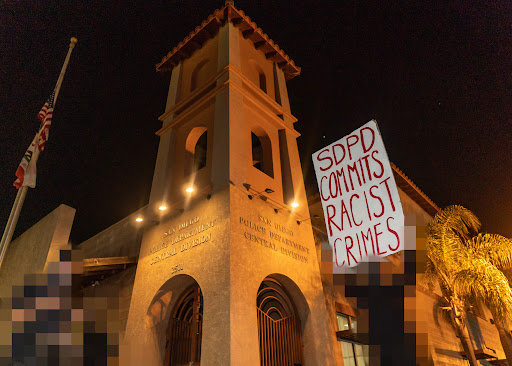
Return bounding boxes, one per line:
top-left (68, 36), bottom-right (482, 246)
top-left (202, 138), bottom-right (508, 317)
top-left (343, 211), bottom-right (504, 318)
top-left (1, 0), bottom-right (511, 245)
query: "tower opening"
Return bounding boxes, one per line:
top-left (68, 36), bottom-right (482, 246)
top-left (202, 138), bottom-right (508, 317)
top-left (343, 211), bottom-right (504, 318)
top-left (249, 59), bottom-right (268, 94)
top-left (251, 131), bottom-right (274, 178)
top-left (165, 283), bottom-right (203, 366)
top-left (185, 127), bottom-right (208, 176)
top-left (259, 72), bottom-right (267, 93)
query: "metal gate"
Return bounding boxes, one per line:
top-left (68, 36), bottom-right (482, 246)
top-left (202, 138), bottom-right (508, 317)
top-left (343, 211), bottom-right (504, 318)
top-left (165, 285), bottom-right (202, 366)
top-left (257, 279), bottom-right (304, 366)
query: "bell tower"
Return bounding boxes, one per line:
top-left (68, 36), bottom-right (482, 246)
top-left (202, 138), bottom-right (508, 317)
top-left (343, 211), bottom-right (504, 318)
top-left (125, 2), bottom-right (337, 365)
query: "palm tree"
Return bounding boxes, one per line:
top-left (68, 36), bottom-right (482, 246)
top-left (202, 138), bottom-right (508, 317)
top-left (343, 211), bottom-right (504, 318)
top-left (425, 205), bottom-right (481, 366)
top-left (425, 206), bottom-right (512, 366)
top-left (456, 233), bottom-right (512, 364)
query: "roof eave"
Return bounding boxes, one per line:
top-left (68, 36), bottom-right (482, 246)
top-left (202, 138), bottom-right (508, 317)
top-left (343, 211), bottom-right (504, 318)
top-left (156, 1), bottom-right (300, 81)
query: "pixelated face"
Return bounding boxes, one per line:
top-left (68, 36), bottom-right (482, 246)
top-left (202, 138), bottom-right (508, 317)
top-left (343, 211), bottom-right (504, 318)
top-left (10, 249), bottom-right (119, 364)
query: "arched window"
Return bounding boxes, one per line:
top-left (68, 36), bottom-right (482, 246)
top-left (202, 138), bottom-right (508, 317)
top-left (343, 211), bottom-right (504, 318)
top-left (257, 278), bottom-right (304, 365)
top-left (165, 284), bottom-right (203, 366)
top-left (252, 131), bottom-right (273, 178)
top-left (191, 60), bottom-right (210, 92)
top-left (185, 127), bottom-right (208, 176)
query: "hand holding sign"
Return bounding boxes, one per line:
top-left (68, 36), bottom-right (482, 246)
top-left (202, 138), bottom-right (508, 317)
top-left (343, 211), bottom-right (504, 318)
top-left (312, 120), bottom-right (404, 268)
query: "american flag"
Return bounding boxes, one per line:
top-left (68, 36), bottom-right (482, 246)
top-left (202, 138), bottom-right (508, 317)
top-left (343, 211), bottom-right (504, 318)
top-left (37, 92), bottom-right (54, 152)
top-left (13, 92), bottom-right (55, 188)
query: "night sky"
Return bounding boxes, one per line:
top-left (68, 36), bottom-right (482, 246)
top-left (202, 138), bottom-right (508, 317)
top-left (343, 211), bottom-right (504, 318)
top-left (1, 0), bottom-right (511, 245)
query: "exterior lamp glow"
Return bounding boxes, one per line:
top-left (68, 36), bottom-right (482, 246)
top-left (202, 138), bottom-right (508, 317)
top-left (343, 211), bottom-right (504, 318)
top-left (135, 217), bottom-right (143, 222)
top-left (186, 186), bottom-right (194, 193)
top-left (291, 202), bottom-right (299, 208)
top-left (159, 205), bottom-right (167, 211)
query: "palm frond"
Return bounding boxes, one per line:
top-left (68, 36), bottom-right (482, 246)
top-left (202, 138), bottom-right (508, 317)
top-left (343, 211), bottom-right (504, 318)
top-left (428, 205), bottom-right (480, 241)
top-left (426, 205), bottom-right (480, 280)
top-left (468, 233), bottom-right (512, 271)
top-left (421, 257), bottom-right (439, 291)
top-left (453, 257), bottom-right (512, 323)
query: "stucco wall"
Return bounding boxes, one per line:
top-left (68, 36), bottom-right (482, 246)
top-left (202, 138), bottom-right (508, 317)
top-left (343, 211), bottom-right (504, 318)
top-left (238, 27), bottom-right (276, 100)
top-left (179, 36), bottom-right (219, 102)
top-left (0, 204), bottom-right (75, 300)
top-left (77, 207), bottom-right (145, 259)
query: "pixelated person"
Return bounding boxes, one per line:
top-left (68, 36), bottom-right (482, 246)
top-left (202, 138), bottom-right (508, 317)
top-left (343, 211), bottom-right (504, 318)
top-left (10, 249), bottom-right (118, 366)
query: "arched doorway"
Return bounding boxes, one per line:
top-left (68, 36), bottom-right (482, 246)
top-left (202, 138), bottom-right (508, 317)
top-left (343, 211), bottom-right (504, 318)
top-left (257, 278), bottom-right (304, 366)
top-left (164, 284), bottom-right (203, 366)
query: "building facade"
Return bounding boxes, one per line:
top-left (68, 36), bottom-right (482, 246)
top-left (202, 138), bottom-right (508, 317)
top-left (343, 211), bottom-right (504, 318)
top-left (77, 2), bottom-right (511, 365)
top-left (3, 2), bottom-right (511, 365)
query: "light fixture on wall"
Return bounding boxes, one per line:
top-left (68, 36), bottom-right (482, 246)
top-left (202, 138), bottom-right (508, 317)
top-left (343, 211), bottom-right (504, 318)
top-left (134, 214), bottom-right (159, 228)
top-left (159, 205), bottom-right (167, 211)
top-left (241, 183), bottom-right (253, 199)
top-left (258, 188), bottom-right (274, 202)
top-left (241, 183), bottom-right (277, 203)
top-left (296, 214), bottom-right (319, 225)
top-left (186, 186), bottom-right (194, 193)
top-left (291, 202), bottom-right (299, 208)
top-left (254, 187), bottom-right (274, 201)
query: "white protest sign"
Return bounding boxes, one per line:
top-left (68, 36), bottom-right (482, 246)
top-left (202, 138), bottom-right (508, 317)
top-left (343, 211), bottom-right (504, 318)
top-left (312, 120), bottom-right (404, 268)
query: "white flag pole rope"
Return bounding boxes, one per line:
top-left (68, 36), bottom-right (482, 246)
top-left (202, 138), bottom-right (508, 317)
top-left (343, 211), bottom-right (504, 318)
top-left (0, 37), bottom-right (78, 271)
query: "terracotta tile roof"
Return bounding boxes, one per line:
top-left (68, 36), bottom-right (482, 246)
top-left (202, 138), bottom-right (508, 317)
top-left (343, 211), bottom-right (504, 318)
top-left (390, 162), bottom-right (440, 217)
top-left (156, 0), bottom-right (301, 80)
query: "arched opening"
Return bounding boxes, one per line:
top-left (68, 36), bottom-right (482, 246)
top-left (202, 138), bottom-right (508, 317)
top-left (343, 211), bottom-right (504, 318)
top-left (190, 60), bottom-right (211, 92)
top-left (165, 283), bottom-right (203, 366)
top-left (252, 131), bottom-right (274, 178)
top-left (249, 59), bottom-right (267, 93)
top-left (185, 127), bottom-right (208, 176)
top-left (257, 278), bottom-right (304, 366)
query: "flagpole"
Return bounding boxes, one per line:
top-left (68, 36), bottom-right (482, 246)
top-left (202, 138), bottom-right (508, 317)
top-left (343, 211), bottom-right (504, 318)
top-left (0, 37), bottom-right (77, 271)
top-left (53, 37), bottom-right (78, 106)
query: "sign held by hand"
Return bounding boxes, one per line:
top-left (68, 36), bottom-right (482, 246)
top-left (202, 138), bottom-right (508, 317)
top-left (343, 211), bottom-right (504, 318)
top-left (312, 120), bottom-right (404, 268)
